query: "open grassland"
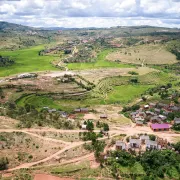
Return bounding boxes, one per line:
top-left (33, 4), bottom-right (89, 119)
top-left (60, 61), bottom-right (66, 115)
top-left (107, 44), bottom-right (178, 65)
top-left (105, 85), bottom-right (154, 104)
top-left (0, 45), bottom-right (57, 77)
top-left (67, 49), bottom-right (133, 70)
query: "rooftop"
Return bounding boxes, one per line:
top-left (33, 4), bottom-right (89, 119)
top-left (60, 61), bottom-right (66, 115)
top-left (151, 123), bottom-right (170, 129)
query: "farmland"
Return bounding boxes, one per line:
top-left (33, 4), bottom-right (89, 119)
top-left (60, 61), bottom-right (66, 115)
top-left (0, 45), bottom-right (57, 77)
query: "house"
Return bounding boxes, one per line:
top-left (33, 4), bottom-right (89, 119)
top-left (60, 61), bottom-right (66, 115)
top-left (140, 135), bottom-right (149, 144)
top-left (100, 114), bottom-right (108, 119)
top-left (80, 108), bottom-right (89, 113)
top-left (129, 139), bottom-right (141, 148)
top-left (74, 109), bottom-right (81, 113)
top-left (81, 124), bottom-right (87, 130)
top-left (48, 109), bottom-right (57, 113)
top-left (116, 141), bottom-right (126, 150)
top-left (145, 140), bottom-right (158, 149)
top-left (146, 111), bottom-right (155, 116)
top-left (158, 103), bottom-right (169, 109)
top-left (144, 105), bottom-right (149, 109)
top-left (100, 130), bottom-right (109, 136)
top-left (163, 111), bottom-right (170, 116)
top-left (157, 137), bottom-right (168, 148)
top-left (154, 108), bottom-right (161, 114)
top-left (151, 123), bottom-right (170, 131)
top-left (136, 120), bottom-right (144, 126)
top-left (159, 115), bottom-right (167, 121)
top-left (170, 106), bottom-right (180, 112)
top-left (17, 73), bottom-right (37, 79)
top-left (174, 117), bottom-right (180, 125)
top-left (150, 116), bottom-right (161, 123)
top-left (149, 103), bottom-right (156, 108)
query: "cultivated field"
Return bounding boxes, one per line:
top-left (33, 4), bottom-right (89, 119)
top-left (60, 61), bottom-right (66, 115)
top-left (0, 45), bottom-right (57, 77)
top-left (107, 44), bottom-right (177, 65)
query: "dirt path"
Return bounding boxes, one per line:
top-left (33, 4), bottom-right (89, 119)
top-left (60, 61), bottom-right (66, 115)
top-left (1, 125), bottom-right (180, 172)
top-left (5, 133), bottom-right (119, 172)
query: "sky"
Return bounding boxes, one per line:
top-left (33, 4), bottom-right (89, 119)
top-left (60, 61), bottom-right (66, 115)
top-left (0, 0), bottom-right (180, 28)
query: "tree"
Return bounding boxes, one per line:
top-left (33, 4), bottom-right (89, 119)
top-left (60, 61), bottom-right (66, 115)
top-left (103, 123), bottom-right (109, 131)
top-left (0, 157), bottom-right (8, 170)
top-left (86, 120), bottom-right (94, 131)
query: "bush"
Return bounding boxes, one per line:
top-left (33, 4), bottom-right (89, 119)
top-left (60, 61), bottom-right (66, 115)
top-left (0, 157), bottom-right (9, 170)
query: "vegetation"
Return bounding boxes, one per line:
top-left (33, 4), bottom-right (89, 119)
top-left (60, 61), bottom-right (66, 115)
top-left (167, 40), bottom-right (180, 60)
top-left (106, 150), bottom-right (180, 179)
top-left (0, 55), bottom-right (15, 67)
top-left (0, 157), bottom-right (9, 170)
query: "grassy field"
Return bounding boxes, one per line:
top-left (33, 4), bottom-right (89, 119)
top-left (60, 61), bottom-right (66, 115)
top-left (105, 85), bottom-right (154, 104)
top-left (107, 44), bottom-right (177, 65)
top-left (0, 45), bottom-right (57, 77)
top-left (0, 47), bottom-right (133, 77)
top-left (68, 49), bottom-right (133, 70)
top-left (17, 94), bottom-right (60, 109)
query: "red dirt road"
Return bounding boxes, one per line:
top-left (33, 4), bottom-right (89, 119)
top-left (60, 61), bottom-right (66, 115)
top-left (34, 174), bottom-right (74, 180)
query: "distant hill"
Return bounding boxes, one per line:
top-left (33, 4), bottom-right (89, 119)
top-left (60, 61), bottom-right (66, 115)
top-left (0, 21), bottom-right (36, 32)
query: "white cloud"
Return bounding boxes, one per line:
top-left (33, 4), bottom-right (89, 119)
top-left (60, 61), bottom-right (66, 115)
top-left (0, 0), bottom-right (179, 28)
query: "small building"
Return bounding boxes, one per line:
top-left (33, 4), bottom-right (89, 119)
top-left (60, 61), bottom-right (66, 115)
top-left (174, 117), bottom-right (180, 125)
top-left (149, 103), bottom-right (156, 108)
top-left (48, 109), bottom-right (57, 113)
top-left (74, 109), bottom-right (81, 113)
top-left (81, 124), bottom-right (87, 130)
top-left (145, 140), bottom-right (158, 149)
top-left (136, 120), bottom-right (144, 126)
top-left (158, 103), bottom-right (169, 109)
top-left (146, 111), bottom-right (155, 116)
top-left (140, 135), bottom-right (149, 144)
top-left (116, 141), bottom-right (126, 150)
top-left (100, 114), bottom-right (108, 119)
top-left (129, 139), bottom-right (141, 148)
top-left (144, 105), bottom-right (149, 109)
top-left (151, 123), bottom-right (170, 131)
top-left (150, 116), bottom-right (161, 123)
top-left (154, 108), bottom-right (161, 114)
top-left (159, 115), bottom-right (167, 121)
top-left (170, 106), bottom-right (180, 112)
top-left (157, 137), bottom-right (168, 148)
top-left (80, 108), bottom-right (89, 113)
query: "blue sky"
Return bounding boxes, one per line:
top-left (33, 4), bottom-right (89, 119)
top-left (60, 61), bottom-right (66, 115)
top-left (0, 0), bottom-right (180, 28)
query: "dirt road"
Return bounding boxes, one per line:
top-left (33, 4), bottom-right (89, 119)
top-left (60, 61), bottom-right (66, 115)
top-left (1, 124), bottom-right (180, 172)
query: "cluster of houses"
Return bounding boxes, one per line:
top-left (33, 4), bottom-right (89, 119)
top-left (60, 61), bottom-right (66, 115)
top-left (116, 134), bottom-right (169, 151)
top-left (130, 102), bottom-right (180, 131)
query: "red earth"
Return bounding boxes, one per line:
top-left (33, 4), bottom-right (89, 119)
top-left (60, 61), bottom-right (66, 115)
top-left (34, 174), bottom-right (75, 180)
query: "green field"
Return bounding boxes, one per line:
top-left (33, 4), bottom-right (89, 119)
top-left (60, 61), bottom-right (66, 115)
top-left (106, 85), bottom-right (154, 104)
top-left (0, 47), bottom-right (133, 77)
top-left (0, 45), bottom-right (57, 77)
top-left (16, 84), bottom-right (153, 111)
top-left (17, 94), bottom-right (60, 109)
top-left (67, 49), bottom-right (133, 70)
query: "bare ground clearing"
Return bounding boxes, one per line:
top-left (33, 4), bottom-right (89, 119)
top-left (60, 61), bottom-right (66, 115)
top-left (41, 67), bottom-right (157, 84)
